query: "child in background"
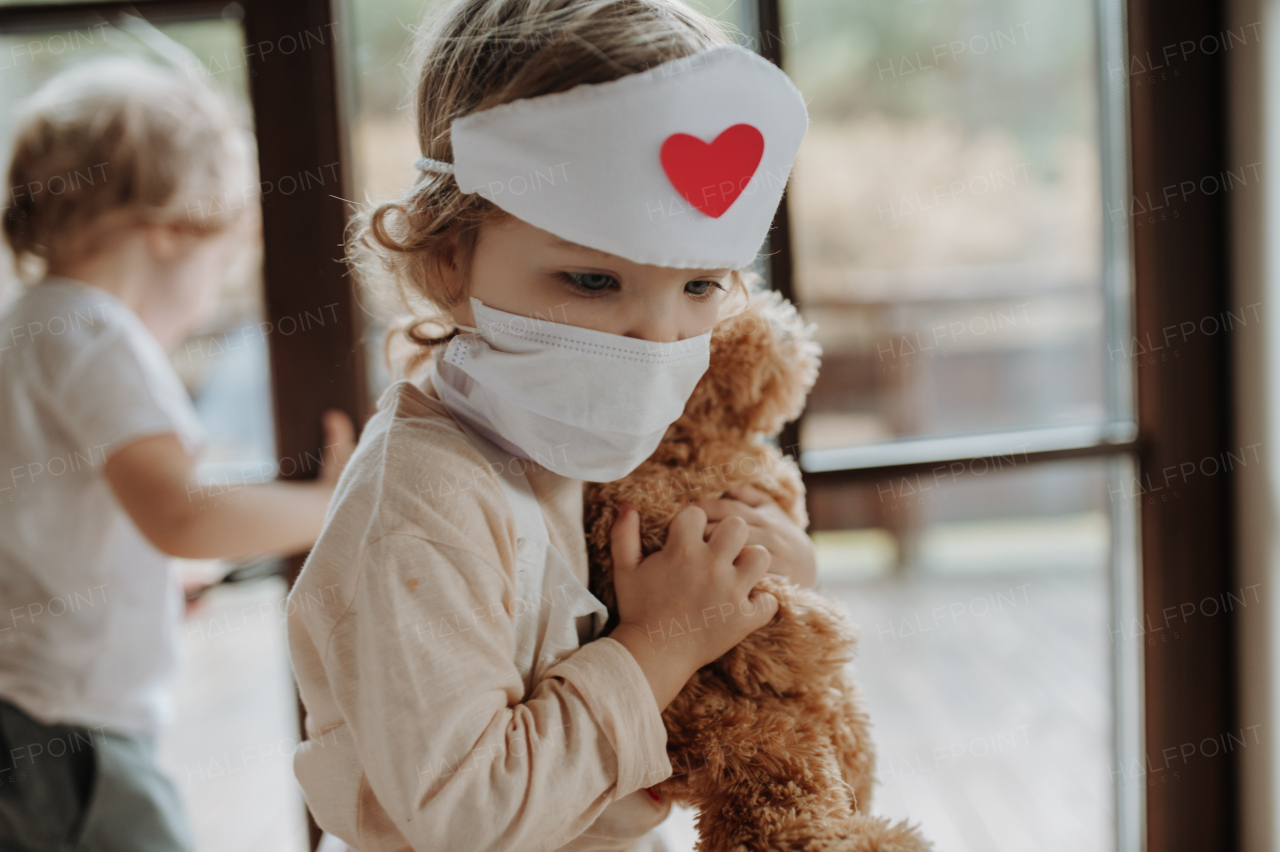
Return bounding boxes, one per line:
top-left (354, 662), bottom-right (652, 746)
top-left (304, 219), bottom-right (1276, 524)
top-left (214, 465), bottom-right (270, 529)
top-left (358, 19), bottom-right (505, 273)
top-left (0, 58), bottom-right (354, 850)
top-left (287, 1), bottom-right (815, 850)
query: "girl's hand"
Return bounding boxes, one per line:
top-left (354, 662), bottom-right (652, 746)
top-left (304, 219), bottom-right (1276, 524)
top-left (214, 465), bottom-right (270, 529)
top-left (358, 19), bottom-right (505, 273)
top-left (318, 409), bottom-right (356, 489)
top-left (694, 483), bottom-right (817, 588)
top-left (608, 502), bottom-right (779, 710)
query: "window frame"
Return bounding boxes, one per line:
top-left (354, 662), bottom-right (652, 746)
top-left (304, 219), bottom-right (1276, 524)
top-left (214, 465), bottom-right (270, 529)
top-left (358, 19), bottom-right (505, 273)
top-left (1122, 0), bottom-right (1238, 848)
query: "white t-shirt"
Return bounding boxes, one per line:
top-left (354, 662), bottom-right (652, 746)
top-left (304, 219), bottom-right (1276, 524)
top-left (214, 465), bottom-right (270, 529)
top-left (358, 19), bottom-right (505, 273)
top-left (0, 277), bottom-right (205, 736)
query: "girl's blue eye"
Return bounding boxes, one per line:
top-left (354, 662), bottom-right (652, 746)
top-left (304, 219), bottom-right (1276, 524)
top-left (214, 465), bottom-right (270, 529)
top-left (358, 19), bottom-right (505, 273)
top-left (686, 280), bottom-right (725, 298)
top-left (564, 272), bottom-right (616, 292)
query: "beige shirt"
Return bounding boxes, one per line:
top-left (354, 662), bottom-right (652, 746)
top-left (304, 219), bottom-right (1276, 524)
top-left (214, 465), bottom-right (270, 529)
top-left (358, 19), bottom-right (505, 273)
top-left (287, 376), bottom-right (673, 852)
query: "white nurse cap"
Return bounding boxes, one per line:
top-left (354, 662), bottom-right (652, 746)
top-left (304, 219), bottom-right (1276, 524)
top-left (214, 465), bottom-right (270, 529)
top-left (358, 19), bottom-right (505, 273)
top-left (423, 44), bottom-right (809, 270)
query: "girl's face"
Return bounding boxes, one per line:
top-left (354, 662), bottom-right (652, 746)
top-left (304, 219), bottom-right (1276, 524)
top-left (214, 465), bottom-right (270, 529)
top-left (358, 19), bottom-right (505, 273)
top-left (454, 215), bottom-right (732, 342)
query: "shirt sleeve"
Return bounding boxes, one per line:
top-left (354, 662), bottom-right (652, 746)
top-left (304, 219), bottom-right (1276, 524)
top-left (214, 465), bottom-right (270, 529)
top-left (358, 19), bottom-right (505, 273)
top-left (319, 530), bottom-right (672, 852)
top-left (49, 317), bottom-right (205, 459)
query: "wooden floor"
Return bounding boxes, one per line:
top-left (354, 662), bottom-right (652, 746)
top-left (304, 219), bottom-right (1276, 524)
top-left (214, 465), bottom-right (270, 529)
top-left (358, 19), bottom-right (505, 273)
top-left (835, 571), bottom-right (1113, 851)
top-left (159, 570), bottom-right (1112, 852)
top-left (157, 577), bottom-right (309, 852)
top-left (660, 570), bottom-right (1114, 852)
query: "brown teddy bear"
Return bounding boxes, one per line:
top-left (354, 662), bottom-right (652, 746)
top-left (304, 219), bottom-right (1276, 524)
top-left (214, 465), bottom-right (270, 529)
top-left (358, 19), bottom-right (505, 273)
top-left (584, 286), bottom-right (931, 852)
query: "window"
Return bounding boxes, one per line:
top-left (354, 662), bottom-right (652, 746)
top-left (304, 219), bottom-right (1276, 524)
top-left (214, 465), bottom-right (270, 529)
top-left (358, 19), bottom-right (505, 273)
top-left (1, 0), bottom-right (1240, 849)
top-left (786, 1), bottom-right (1110, 448)
top-left (756, 0), bottom-right (1144, 847)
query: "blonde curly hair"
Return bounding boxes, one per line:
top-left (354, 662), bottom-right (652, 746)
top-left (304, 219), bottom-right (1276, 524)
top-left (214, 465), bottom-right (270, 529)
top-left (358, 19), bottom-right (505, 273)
top-left (3, 57), bottom-right (253, 282)
top-left (349, 0), bottom-right (755, 376)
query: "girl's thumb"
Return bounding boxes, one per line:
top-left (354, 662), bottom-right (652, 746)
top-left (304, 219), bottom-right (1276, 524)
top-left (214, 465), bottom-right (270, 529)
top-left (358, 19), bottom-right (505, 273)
top-left (610, 503), bottom-right (641, 571)
top-left (750, 591), bottom-right (779, 624)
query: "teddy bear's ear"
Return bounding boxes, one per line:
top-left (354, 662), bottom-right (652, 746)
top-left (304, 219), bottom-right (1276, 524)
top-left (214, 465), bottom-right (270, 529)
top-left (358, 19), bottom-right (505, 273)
top-left (682, 284), bottom-right (822, 436)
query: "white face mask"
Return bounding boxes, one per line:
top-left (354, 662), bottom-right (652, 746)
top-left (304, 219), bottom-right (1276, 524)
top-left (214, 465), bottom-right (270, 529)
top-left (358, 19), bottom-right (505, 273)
top-left (430, 297), bottom-right (711, 482)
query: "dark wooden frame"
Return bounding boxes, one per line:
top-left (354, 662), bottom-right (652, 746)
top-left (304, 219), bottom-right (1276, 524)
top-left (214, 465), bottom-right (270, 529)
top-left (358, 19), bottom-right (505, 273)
top-left (1124, 0), bottom-right (1237, 848)
top-left (238, 2), bottom-right (363, 847)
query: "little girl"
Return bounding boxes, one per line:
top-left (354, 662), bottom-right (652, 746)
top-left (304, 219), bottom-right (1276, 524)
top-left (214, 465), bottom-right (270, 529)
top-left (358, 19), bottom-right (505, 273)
top-left (287, 1), bottom-right (815, 850)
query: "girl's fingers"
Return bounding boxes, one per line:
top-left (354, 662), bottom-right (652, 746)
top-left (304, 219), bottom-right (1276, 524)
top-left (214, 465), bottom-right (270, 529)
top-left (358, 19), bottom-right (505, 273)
top-left (610, 503), bottom-right (642, 571)
top-left (727, 483), bottom-right (771, 507)
top-left (323, 408), bottom-right (355, 447)
top-left (743, 589), bottom-right (779, 627)
top-left (320, 409), bottom-right (356, 482)
top-left (667, 503), bottom-right (709, 546)
top-left (696, 497), bottom-right (757, 524)
top-left (732, 542), bottom-right (771, 583)
top-left (704, 520), bottom-right (767, 553)
top-left (706, 514), bottom-right (749, 562)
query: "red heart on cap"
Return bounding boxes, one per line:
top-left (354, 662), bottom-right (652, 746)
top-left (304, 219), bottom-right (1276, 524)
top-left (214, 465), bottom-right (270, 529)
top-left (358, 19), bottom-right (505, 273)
top-left (660, 124), bottom-right (765, 218)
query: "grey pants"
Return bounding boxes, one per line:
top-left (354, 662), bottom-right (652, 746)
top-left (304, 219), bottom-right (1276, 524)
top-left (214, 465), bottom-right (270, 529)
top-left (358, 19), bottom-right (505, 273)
top-left (0, 698), bottom-right (194, 852)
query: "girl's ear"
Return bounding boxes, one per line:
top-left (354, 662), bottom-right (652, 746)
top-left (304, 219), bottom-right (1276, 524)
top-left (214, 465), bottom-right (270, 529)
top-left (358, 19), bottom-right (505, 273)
top-left (427, 228), bottom-right (472, 319)
top-left (436, 234), bottom-right (462, 281)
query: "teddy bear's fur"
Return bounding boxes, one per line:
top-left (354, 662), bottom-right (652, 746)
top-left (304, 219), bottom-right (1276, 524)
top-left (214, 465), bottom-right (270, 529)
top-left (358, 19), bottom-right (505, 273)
top-left (584, 287), bottom-right (931, 852)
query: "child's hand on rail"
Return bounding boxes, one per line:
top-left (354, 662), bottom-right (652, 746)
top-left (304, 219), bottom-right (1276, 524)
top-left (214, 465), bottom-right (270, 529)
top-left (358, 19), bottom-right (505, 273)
top-left (317, 409), bottom-right (356, 489)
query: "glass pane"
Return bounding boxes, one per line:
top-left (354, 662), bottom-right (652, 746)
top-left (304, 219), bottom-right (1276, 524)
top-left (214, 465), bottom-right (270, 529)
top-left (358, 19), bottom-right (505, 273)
top-left (0, 15), bottom-right (305, 851)
top-left (802, 456), bottom-right (1133, 851)
top-left (781, 0), bottom-right (1108, 450)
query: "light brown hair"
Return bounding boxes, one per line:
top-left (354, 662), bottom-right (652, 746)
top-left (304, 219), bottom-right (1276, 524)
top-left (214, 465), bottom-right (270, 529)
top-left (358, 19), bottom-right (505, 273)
top-left (3, 57), bottom-right (254, 281)
top-left (350, 0), bottom-right (753, 375)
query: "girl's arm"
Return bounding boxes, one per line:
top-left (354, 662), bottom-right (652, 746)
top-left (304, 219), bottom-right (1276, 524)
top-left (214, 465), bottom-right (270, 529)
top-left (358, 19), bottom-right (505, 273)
top-left (299, 530), bottom-right (675, 852)
top-left (289, 450), bottom-right (778, 852)
top-left (104, 409), bottom-right (354, 560)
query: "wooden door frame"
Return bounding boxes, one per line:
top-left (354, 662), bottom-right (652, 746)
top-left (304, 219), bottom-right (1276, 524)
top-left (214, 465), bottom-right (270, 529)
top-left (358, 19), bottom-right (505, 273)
top-left (1125, 0), bottom-right (1239, 847)
top-left (239, 1), bottom-right (362, 846)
